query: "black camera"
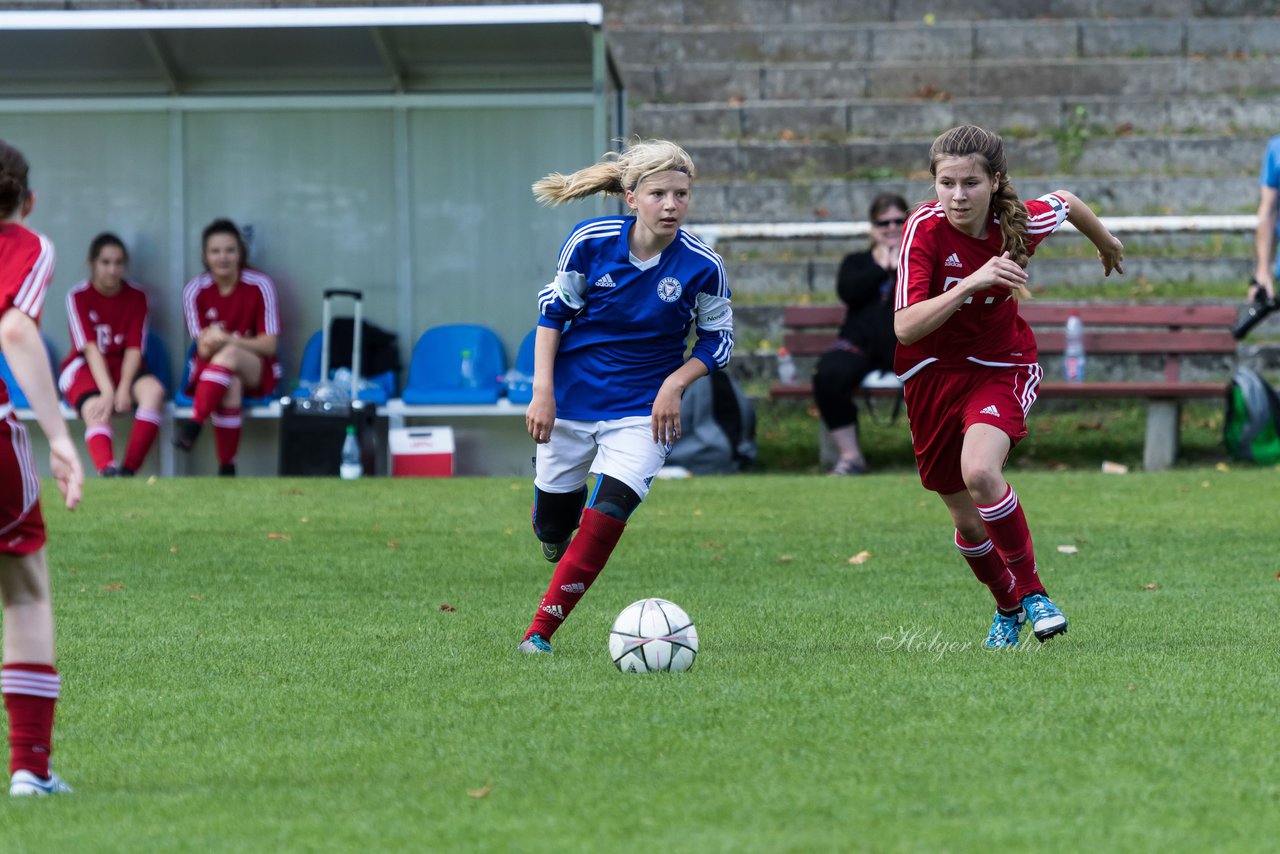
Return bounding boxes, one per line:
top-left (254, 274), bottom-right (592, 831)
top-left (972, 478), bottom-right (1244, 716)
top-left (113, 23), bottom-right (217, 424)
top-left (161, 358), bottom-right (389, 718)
top-left (1232, 282), bottom-right (1280, 340)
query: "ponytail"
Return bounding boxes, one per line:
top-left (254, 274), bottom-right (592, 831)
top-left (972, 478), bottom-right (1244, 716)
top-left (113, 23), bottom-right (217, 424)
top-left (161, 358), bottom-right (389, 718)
top-left (533, 138), bottom-right (696, 206)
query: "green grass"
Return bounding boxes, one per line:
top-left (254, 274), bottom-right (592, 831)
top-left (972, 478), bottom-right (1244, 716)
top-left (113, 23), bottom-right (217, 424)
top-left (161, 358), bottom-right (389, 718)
top-left (756, 399), bottom-right (1230, 473)
top-left (2, 468), bottom-right (1278, 851)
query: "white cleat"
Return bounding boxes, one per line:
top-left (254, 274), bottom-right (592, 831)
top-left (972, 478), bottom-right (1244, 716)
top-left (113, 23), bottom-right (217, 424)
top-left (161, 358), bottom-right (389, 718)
top-left (10, 769), bottom-right (73, 796)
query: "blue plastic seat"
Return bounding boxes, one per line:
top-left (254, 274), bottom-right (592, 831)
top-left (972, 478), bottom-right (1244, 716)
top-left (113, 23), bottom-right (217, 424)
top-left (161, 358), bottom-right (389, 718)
top-left (290, 328), bottom-right (396, 405)
top-left (400, 323), bottom-right (507, 405)
top-left (506, 328), bottom-right (536, 404)
top-left (174, 342), bottom-right (280, 408)
top-left (0, 335), bottom-right (59, 409)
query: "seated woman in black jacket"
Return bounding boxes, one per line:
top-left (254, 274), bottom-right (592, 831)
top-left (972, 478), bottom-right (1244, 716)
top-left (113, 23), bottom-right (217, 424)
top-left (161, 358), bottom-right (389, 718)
top-left (812, 192), bottom-right (908, 475)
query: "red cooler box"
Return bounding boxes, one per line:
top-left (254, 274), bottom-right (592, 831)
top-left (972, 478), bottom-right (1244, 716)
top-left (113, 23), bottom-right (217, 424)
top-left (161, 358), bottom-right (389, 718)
top-left (390, 427), bottom-right (455, 477)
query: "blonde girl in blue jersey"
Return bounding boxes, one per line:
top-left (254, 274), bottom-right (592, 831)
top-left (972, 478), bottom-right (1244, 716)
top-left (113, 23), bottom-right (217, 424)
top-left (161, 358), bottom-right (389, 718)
top-left (518, 139), bottom-right (734, 654)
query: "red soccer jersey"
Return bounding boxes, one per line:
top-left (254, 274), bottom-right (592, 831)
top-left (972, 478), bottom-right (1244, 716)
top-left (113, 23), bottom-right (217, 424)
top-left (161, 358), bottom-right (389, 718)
top-left (0, 223), bottom-right (55, 407)
top-left (183, 267), bottom-right (280, 360)
top-left (893, 193), bottom-right (1069, 379)
top-left (63, 279), bottom-right (149, 373)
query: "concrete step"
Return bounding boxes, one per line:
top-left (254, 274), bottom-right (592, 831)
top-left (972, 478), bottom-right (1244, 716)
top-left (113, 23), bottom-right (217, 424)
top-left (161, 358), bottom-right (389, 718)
top-left (632, 95), bottom-right (1279, 143)
top-left (608, 17), bottom-right (1280, 66)
top-left (622, 56), bottom-right (1280, 102)
top-left (605, 1), bottom-right (1280, 28)
top-left (687, 175), bottom-right (1258, 223)
top-left (683, 134), bottom-right (1272, 181)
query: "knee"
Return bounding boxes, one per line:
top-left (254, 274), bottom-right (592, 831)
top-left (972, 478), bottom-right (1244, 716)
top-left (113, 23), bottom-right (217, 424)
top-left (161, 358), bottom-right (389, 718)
top-left (588, 475), bottom-right (641, 522)
top-left (532, 486), bottom-right (587, 543)
top-left (135, 377), bottom-right (164, 407)
top-left (962, 464), bottom-right (1006, 505)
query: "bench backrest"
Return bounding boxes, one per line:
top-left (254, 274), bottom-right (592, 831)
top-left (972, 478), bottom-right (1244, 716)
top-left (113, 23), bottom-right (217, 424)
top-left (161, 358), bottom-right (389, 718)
top-left (781, 302), bottom-right (1238, 382)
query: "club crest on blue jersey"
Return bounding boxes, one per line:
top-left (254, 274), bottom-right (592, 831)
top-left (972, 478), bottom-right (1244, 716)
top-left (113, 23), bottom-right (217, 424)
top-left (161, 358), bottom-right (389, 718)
top-left (656, 276), bottom-right (682, 302)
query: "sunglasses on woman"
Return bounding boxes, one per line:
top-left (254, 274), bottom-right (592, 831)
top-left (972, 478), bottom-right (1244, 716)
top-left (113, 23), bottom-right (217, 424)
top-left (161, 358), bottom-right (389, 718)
top-left (875, 217), bottom-right (907, 228)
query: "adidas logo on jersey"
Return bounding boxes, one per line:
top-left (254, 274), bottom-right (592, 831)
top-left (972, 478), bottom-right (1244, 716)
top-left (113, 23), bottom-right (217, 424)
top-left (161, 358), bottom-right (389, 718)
top-left (944, 252), bottom-right (963, 268)
top-left (980, 404), bottom-right (1001, 417)
top-left (541, 604), bottom-right (565, 620)
top-left (593, 274), bottom-right (617, 289)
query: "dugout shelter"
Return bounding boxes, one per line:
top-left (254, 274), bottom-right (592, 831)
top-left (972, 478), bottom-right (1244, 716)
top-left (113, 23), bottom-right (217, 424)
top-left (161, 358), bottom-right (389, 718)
top-left (0, 3), bottom-right (624, 414)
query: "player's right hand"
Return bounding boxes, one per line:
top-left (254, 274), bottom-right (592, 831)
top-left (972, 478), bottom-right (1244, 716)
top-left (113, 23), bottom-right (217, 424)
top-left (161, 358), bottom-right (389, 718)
top-left (968, 251), bottom-right (1028, 293)
top-left (525, 391), bottom-right (556, 444)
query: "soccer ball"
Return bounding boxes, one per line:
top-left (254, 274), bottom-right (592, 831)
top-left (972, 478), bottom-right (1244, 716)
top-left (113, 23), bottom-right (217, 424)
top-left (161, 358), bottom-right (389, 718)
top-left (609, 598), bottom-right (698, 673)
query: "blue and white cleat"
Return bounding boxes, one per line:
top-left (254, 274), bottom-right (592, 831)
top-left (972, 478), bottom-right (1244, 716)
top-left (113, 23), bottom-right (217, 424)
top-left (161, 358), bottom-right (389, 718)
top-left (10, 769), bottom-right (73, 797)
top-left (984, 608), bottom-right (1026, 649)
top-left (518, 633), bottom-right (553, 655)
top-left (1022, 593), bottom-right (1068, 642)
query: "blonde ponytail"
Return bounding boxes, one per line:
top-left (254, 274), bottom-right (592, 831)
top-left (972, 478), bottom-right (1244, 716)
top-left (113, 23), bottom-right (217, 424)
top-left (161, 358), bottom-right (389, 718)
top-left (532, 138), bottom-right (696, 206)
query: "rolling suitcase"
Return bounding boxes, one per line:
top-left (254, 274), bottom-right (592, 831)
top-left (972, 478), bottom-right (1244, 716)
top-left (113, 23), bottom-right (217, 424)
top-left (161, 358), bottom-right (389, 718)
top-left (278, 289), bottom-right (379, 476)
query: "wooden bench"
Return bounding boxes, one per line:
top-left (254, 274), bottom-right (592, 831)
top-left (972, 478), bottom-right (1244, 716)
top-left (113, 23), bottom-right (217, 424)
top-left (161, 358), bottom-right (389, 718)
top-left (771, 302), bottom-right (1238, 471)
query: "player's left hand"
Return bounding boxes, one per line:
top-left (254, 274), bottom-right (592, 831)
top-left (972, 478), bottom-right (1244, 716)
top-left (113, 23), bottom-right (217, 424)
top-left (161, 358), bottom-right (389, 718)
top-left (651, 384), bottom-right (682, 446)
top-left (114, 386), bottom-right (134, 413)
top-left (1097, 236), bottom-right (1125, 277)
top-left (48, 436), bottom-right (84, 510)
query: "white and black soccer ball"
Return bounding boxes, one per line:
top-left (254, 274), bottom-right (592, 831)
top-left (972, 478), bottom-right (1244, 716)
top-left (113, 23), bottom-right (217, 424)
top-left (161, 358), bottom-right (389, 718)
top-left (609, 598), bottom-right (698, 673)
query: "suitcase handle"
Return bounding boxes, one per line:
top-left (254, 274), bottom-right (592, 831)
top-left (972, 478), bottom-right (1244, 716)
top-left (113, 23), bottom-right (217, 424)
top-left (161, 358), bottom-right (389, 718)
top-left (319, 290), bottom-right (364, 397)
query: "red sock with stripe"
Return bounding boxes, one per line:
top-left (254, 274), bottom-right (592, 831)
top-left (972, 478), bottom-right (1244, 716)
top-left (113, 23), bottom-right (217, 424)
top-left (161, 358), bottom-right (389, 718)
top-left (2, 664), bottom-right (59, 778)
top-left (955, 530), bottom-right (1019, 610)
top-left (122, 408), bottom-right (162, 472)
top-left (191, 365), bottom-right (233, 423)
top-left (976, 485), bottom-right (1045, 599)
top-left (212, 407), bottom-right (242, 467)
top-left (84, 424), bottom-right (115, 473)
top-left (525, 508), bottom-right (626, 641)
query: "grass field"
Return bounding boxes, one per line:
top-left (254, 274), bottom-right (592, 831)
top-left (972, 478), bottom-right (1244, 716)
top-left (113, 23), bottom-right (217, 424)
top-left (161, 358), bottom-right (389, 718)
top-left (0, 467), bottom-right (1276, 852)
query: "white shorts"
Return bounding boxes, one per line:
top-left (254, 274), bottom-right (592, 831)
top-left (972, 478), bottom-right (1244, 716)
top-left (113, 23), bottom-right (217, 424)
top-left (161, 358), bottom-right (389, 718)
top-left (534, 415), bottom-right (669, 501)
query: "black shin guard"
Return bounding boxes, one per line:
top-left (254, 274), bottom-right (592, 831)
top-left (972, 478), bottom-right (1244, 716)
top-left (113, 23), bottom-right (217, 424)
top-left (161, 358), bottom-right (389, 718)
top-left (532, 485), bottom-right (588, 544)
top-left (588, 475), bottom-right (642, 522)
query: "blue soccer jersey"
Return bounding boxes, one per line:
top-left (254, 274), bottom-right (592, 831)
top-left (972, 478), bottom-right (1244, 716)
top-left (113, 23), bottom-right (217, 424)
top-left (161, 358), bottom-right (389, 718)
top-left (1263, 135), bottom-right (1280, 274)
top-left (537, 216), bottom-right (734, 421)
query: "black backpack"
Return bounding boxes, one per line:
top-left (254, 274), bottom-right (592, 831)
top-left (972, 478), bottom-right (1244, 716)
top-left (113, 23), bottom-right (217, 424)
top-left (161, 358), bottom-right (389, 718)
top-left (666, 372), bottom-right (757, 474)
top-left (1223, 367), bottom-right (1280, 465)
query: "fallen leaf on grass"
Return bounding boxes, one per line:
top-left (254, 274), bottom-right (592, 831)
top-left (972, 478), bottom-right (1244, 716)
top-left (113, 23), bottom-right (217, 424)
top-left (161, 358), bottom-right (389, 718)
top-left (1126, 684), bottom-right (1137, 691)
top-left (467, 784), bottom-right (491, 799)
top-left (1201, 480), bottom-right (1211, 489)
top-left (146, 475), bottom-right (157, 485)
top-left (299, 517), bottom-right (310, 524)
top-left (1101, 461), bottom-right (1128, 474)
top-left (778, 554), bottom-right (793, 563)
top-left (169, 546), bottom-right (179, 554)
top-left (386, 541), bottom-right (400, 549)
top-left (1143, 583), bottom-right (1159, 591)
top-left (267, 533), bottom-right (291, 541)
top-left (190, 595), bottom-right (203, 600)
top-left (439, 603), bottom-right (457, 612)
top-left (1214, 462), bottom-right (1230, 472)
top-left (103, 584), bottom-right (125, 591)
top-left (847, 551), bottom-right (872, 565)
top-left (1056, 545), bottom-right (1079, 554)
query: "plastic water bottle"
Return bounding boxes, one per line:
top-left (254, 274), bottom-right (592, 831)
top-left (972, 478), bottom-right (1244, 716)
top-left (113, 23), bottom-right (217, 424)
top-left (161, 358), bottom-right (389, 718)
top-left (340, 425), bottom-right (363, 480)
top-left (776, 346), bottom-right (797, 384)
top-left (1064, 313), bottom-right (1086, 382)
top-left (459, 349), bottom-right (477, 388)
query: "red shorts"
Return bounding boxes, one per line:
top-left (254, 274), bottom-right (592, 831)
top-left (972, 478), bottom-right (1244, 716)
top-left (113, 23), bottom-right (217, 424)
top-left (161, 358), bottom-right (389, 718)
top-left (57, 356), bottom-right (152, 411)
top-left (0, 410), bottom-right (46, 556)
top-left (185, 355), bottom-right (279, 399)
top-left (903, 362), bottom-right (1043, 494)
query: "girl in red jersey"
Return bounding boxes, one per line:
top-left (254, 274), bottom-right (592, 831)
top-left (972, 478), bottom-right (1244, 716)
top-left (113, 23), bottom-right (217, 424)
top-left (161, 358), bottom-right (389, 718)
top-left (894, 125), bottom-right (1124, 648)
top-left (0, 139), bottom-right (85, 796)
top-left (58, 233), bottom-right (165, 477)
top-left (173, 219), bottom-right (281, 476)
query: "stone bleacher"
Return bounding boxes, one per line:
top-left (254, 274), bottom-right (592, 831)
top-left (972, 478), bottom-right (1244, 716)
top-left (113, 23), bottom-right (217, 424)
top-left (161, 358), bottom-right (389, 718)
top-left (604, 0), bottom-right (1280, 375)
